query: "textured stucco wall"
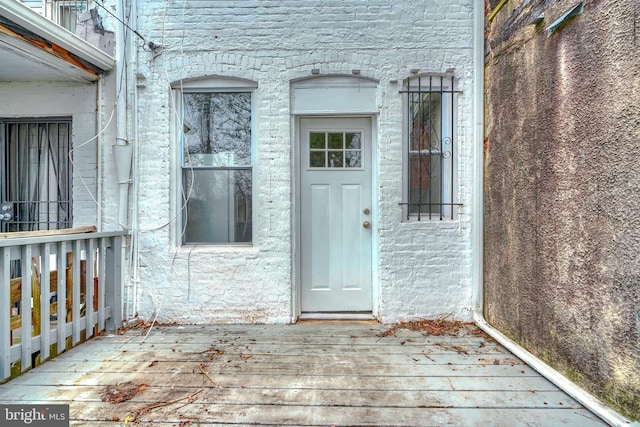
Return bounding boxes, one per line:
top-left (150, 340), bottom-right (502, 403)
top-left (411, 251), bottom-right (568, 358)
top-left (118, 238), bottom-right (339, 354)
top-left (130, 0), bottom-right (478, 324)
top-left (484, 0), bottom-right (640, 419)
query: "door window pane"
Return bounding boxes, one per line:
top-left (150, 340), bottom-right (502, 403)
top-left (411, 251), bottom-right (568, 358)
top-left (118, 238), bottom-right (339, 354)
top-left (346, 133), bottom-right (361, 149)
top-left (308, 131), bottom-right (363, 169)
top-left (328, 151), bottom-right (343, 167)
top-left (310, 151), bottom-right (325, 167)
top-left (328, 133), bottom-right (343, 149)
top-left (345, 151), bottom-right (361, 168)
top-left (310, 132), bottom-right (325, 149)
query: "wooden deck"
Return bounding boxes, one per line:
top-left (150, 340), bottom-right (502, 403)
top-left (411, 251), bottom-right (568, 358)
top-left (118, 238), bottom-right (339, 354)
top-left (0, 322), bottom-right (608, 426)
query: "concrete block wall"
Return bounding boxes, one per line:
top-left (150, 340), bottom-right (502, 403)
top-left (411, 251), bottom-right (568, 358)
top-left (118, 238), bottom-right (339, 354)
top-left (131, 0), bottom-right (476, 324)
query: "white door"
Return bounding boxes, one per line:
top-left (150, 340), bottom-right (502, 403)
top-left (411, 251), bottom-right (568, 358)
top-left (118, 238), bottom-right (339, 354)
top-left (300, 117), bottom-right (373, 312)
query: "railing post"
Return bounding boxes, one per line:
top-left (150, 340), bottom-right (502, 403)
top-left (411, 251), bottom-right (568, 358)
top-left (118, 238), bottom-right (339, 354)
top-left (71, 240), bottom-right (81, 345)
top-left (20, 245), bottom-right (32, 373)
top-left (85, 239), bottom-right (95, 338)
top-left (40, 243), bottom-right (51, 362)
top-left (98, 238), bottom-right (106, 332)
top-left (56, 241), bottom-right (67, 355)
top-left (1, 230), bottom-right (127, 380)
top-left (105, 235), bottom-right (123, 332)
top-left (0, 247), bottom-right (11, 381)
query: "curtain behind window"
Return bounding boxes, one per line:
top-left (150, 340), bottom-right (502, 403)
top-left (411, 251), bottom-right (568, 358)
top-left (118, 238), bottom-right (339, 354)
top-left (2, 120), bottom-right (71, 232)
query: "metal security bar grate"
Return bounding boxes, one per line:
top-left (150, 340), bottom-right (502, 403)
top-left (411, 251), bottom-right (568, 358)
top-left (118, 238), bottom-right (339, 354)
top-left (2, 201), bottom-right (72, 232)
top-left (1, 120), bottom-right (72, 233)
top-left (400, 75), bottom-right (461, 220)
top-left (44, 0), bottom-right (89, 33)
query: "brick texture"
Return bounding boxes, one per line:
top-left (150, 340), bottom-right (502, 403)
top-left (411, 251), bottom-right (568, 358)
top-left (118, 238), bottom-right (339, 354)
top-left (0, 81), bottom-right (105, 229)
top-left (129, 0), bottom-right (477, 323)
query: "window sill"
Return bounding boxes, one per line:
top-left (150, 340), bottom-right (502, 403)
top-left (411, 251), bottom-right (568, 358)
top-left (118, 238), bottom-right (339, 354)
top-left (175, 244), bottom-right (258, 255)
top-left (399, 218), bottom-right (461, 228)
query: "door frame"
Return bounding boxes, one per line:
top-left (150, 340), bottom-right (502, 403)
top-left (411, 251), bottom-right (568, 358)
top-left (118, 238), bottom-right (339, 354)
top-left (292, 113), bottom-right (379, 321)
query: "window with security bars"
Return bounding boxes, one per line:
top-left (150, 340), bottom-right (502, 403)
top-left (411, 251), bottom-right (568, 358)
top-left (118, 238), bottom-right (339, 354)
top-left (45, 0), bottom-right (88, 33)
top-left (0, 119), bottom-right (72, 233)
top-left (400, 75), bottom-right (460, 220)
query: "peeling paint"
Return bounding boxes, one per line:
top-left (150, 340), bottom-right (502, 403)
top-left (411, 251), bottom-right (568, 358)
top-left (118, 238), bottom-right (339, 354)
top-left (0, 21), bottom-right (99, 78)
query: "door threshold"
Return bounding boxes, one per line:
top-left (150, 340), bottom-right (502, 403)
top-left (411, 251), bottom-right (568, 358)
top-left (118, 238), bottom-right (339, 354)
top-left (298, 312), bottom-right (376, 321)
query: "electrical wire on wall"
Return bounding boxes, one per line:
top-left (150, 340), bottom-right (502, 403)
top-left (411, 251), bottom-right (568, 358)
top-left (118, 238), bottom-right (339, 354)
top-left (138, 0), bottom-right (194, 343)
top-left (64, 0), bottom-right (135, 326)
top-left (69, 0), bottom-right (131, 231)
top-left (72, 0), bottom-right (194, 233)
top-left (68, 0), bottom-right (196, 338)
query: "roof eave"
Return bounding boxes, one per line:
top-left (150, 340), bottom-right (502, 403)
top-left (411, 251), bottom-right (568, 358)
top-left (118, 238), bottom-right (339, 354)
top-left (0, 0), bottom-right (115, 73)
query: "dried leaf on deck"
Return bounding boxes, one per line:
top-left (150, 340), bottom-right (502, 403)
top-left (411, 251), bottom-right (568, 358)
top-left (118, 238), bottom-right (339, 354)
top-left (101, 381), bottom-right (147, 404)
top-left (379, 315), bottom-right (472, 337)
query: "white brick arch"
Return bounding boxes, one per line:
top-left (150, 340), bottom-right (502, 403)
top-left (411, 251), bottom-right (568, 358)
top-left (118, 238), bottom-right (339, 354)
top-left (291, 75), bottom-right (378, 116)
top-left (171, 75), bottom-right (258, 91)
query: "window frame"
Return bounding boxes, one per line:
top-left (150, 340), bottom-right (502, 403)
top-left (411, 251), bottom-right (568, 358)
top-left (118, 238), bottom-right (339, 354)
top-left (307, 130), bottom-right (365, 170)
top-left (0, 117), bottom-right (73, 233)
top-left (400, 74), bottom-right (460, 221)
top-left (51, 0), bottom-right (88, 33)
top-left (173, 78), bottom-right (257, 246)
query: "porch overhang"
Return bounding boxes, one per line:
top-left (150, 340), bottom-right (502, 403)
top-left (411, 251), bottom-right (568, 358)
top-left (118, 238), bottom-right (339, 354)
top-left (0, 0), bottom-right (114, 82)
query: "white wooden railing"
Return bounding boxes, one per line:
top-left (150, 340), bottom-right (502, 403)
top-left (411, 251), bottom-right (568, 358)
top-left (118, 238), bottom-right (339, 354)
top-left (0, 230), bottom-right (126, 381)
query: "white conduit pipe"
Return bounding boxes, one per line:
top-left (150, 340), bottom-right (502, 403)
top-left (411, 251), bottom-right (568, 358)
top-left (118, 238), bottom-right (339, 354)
top-left (472, 311), bottom-right (636, 427)
top-left (114, 0), bottom-right (131, 229)
top-left (129, 0), bottom-right (139, 320)
top-left (114, 0), bottom-right (132, 322)
top-left (472, 5), bottom-right (636, 427)
top-left (96, 76), bottom-right (103, 232)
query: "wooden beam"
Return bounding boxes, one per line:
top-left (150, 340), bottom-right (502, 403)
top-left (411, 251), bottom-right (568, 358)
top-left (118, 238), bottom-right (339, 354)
top-left (0, 226), bottom-right (96, 240)
top-left (0, 23), bottom-right (100, 79)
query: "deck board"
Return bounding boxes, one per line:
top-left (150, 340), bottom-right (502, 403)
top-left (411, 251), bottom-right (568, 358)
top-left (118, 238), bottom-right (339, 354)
top-left (34, 352), bottom-right (517, 366)
top-left (0, 323), bottom-right (608, 426)
top-left (26, 361), bottom-right (542, 377)
top-left (68, 404), bottom-right (606, 427)
top-left (2, 385), bottom-right (580, 408)
top-left (4, 372), bottom-right (565, 391)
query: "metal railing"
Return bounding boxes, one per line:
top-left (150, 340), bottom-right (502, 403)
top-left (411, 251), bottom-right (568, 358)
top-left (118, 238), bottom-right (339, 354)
top-left (399, 74), bottom-right (463, 220)
top-left (0, 230), bottom-right (126, 382)
top-left (0, 201), bottom-right (72, 233)
top-left (42, 0), bottom-right (89, 33)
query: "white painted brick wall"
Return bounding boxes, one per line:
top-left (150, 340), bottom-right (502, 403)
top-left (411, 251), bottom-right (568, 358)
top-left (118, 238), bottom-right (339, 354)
top-left (131, 0), bottom-right (476, 324)
top-left (20, 0), bottom-right (42, 14)
top-left (0, 81), bottom-right (110, 229)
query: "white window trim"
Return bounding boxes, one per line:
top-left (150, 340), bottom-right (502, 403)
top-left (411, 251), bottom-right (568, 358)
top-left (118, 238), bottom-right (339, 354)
top-left (401, 73), bottom-right (459, 221)
top-left (171, 77), bottom-right (258, 246)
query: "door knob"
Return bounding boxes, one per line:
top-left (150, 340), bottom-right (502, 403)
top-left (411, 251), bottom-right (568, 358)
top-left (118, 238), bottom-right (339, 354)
top-left (363, 221), bottom-right (371, 229)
